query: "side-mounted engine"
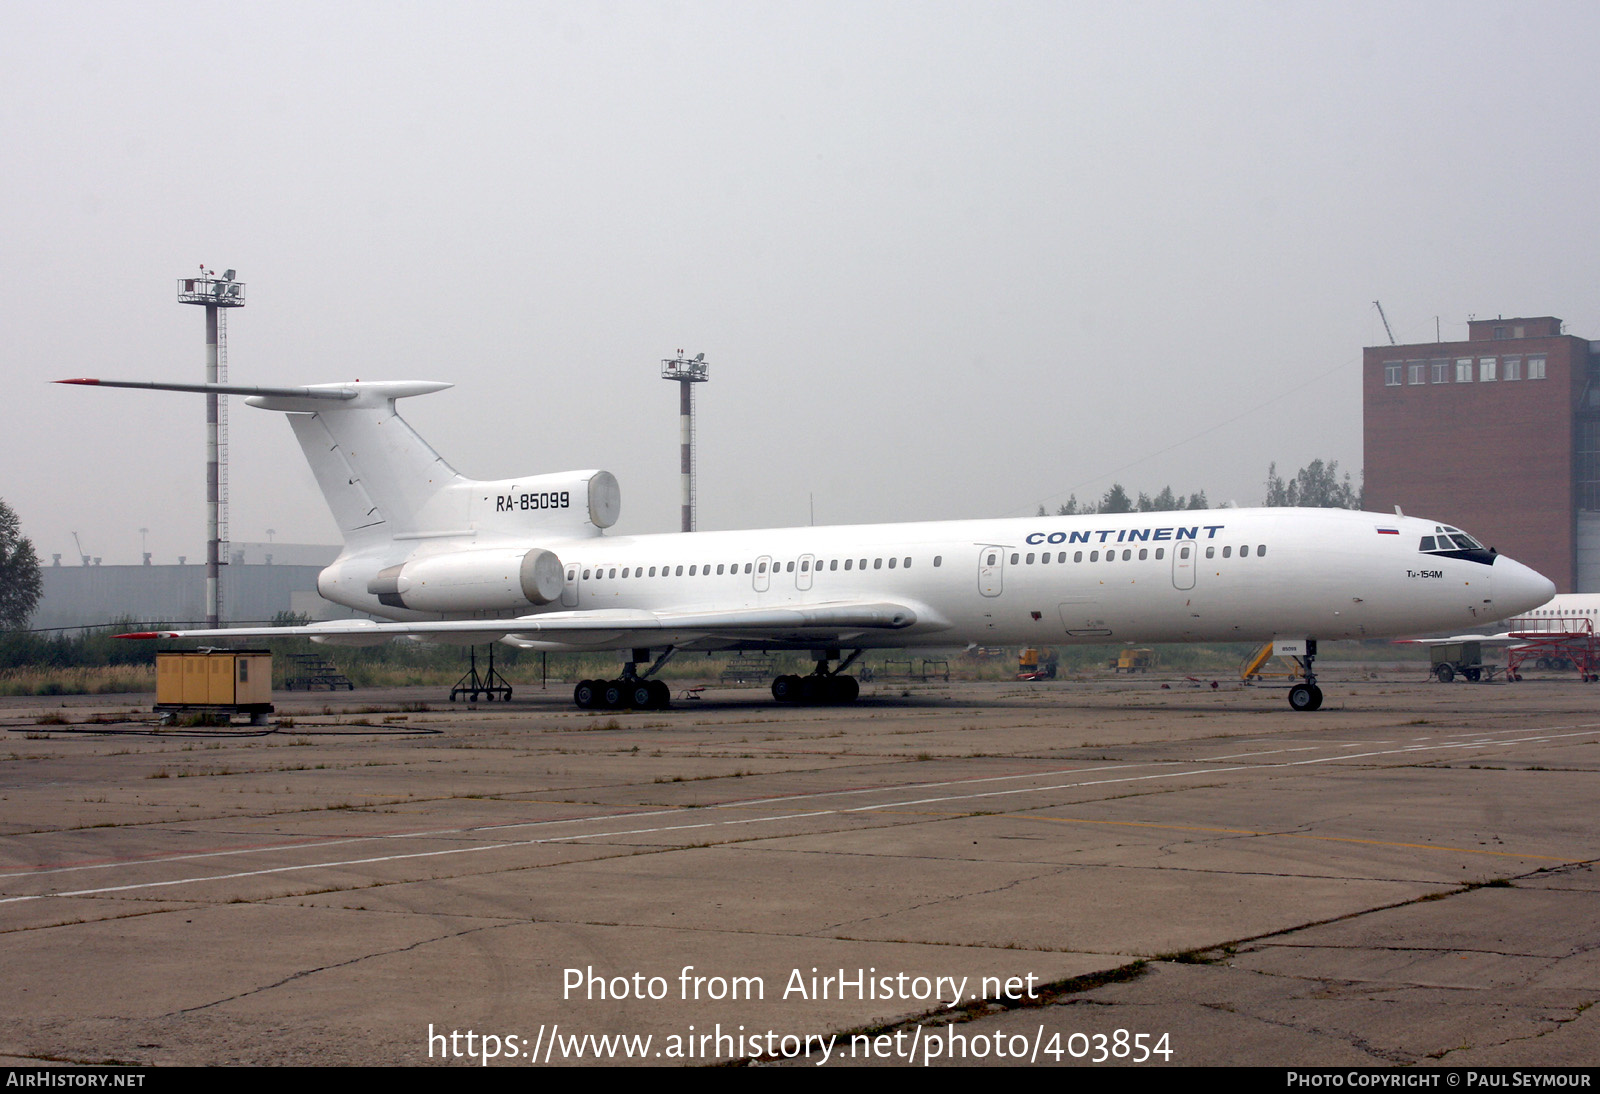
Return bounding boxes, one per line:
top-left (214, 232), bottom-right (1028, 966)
top-left (365, 546), bottom-right (565, 612)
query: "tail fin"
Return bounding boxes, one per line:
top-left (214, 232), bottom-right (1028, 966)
top-left (60, 378), bottom-right (619, 545)
top-left (247, 382), bottom-right (460, 541)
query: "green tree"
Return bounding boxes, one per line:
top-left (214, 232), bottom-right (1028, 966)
top-left (1266, 460), bottom-right (1361, 509)
top-left (1099, 483), bottom-right (1134, 514)
top-left (0, 499), bottom-right (42, 631)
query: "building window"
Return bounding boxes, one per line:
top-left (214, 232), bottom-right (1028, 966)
top-left (1529, 355), bottom-right (1547, 380)
top-left (1384, 362), bottom-right (1402, 386)
top-left (1504, 356), bottom-right (1521, 381)
top-left (1431, 359), bottom-right (1450, 384)
top-left (1479, 357), bottom-right (1497, 382)
top-left (1456, 358), bottom-right (1474, 383)
top-left (1408, 362), bottom-right (1425, 385)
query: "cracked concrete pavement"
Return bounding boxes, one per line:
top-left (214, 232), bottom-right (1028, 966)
top-left (0, 670), bottom-right (1595, 1066)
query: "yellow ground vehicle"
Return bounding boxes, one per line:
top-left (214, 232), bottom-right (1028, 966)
top-left (1017, 647), bottom-right (1058, 680)
top-left (1109, 648), bottom-right (1155, 673)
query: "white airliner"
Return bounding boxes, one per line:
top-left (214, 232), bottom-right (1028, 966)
top-left (61, 378), bottom-right (1556, 711)
top-left (1405, 593), bottom-right (1600, 681)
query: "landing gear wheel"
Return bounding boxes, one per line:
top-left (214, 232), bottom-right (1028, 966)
top-left (601, 681), bottom-right (626, 709)
top-left (1288, 683), bottom-right (1323, 712)
top-left (830, 675), bottom-right (860, 702)
top-left (648, 679), bottom-right (671, 709)
top-left (772, 675), bottom-right (800, 702)
top-left (574, 680), bottom-right (598, 709)
top-left (629, 682), bottom-right (655, 709)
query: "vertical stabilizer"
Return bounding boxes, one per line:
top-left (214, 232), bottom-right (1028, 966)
top-left (247, 382), bottom-right (460, 542)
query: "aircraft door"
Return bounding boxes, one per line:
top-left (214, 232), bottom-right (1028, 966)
top-left (796, 553), bottom-right (815, 591)
top-left (754, 555), bottom-right (772, 593)
top-left (1172, 544), bottom-right (1196, 590)
top-left (978, 547), bottom-right (1004, 597)
top-left (562, 562), bottom-right (581, 606)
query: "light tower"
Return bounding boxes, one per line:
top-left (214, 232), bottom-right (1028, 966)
top-left (177, 267), bottom-right (245, 627)
top-left (660, 351), bottom-right (709, 532)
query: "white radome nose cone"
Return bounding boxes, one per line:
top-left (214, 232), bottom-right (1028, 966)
top-left (1494, 556), bottom-right (1556, 615)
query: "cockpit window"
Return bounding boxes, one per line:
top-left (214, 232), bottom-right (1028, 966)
top-left (1420, 525), bottom-right (1491, 562)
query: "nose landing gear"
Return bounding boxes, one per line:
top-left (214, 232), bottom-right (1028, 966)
top-left (1286, 640), bottom-right (1323, 711)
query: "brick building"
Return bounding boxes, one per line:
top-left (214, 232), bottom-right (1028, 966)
top-left (1364, 316), bottom-right (1600, 593)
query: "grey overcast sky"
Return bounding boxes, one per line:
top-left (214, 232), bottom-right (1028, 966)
top-left (6, 1), bottom-right (1599, 565)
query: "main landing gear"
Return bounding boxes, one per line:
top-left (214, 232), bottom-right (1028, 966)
top-left (574, 648), bottom-right (673, 711)
top-left (1286, 640), bottom-right (1323, 712)
top-left (772, 648), bottom-right (863, 705)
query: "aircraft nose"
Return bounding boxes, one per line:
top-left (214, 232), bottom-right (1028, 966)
top-left (1493, 555), bottom-right (1557, 615)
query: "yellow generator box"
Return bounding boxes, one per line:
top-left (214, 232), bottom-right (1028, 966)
top-left (156, 650), bottom-right (273, 709)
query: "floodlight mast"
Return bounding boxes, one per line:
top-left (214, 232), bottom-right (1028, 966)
top-left (660, 351), bottom-right (709, 532)
top-left (177, 268), bottom-right (245, 627)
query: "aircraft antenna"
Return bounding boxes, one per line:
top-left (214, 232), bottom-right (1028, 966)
top-left (661, 351), bottom-right (710, 532)
top-left (178, 267), bottom-right (245, 627)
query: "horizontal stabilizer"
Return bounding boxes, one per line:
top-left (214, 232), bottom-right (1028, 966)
top-left (57, 378), bottom-right (358, 400)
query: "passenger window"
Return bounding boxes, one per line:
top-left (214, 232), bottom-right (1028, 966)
top-left (717, 564), bottom-right (724, 575)
top-left (846, 559), bottom-right (854, 570)
top-left (1222, 547), bottom-right (1231, 558)
top-left (934, 556), bottom-right (942, 567)
top-left (1009, 553), bottom-right (1019, 565)
top-left (986, 553), bottom-right (995, 566)
top-left (801, 560), bottom-right (809, 571)
top-left (786, 561), bottom-right (795, 572)
top-left (608, 568), bottom-right (616, 578)
top-left (1090, 551), bottom-right (1099, 561)
top-left (830, 559), bottom-right (838, 571)
top-left (888, 557), bottom-right (897, 568)
top-left (1258, 545), bottom-right (1267, 557)
top-left (583, 569), bottom-right (591, 580)
top-left (758, 562), bottom-right (767, 573)
top-left (1026, 553), bottom-right (1035, 564)
top-left (689, 565), bottom-right (697, 576)
top-left (1074, 551), bottom-right (1083, 562)
top-left (874, 558), bottom-right (883, 569)
top-left (1205, 547), bottom-right (1214, 559)
top-left (903, 557), bottom-right (911, 568)
top-left (675, 565), bottom-right (683, 576)
top-left (744, 563), bottom-right (752, 574)
top-left (1041, 552), bottom-right (1050, 564)
top-left (1121, 549), bottom-right (1130, 561)
top-left (1057, 552), bottom-right (1066, 563)
top-left (1138, 549), bottom-right (1147, 560)
top-left (1155, 548), bottom-right (1164, 560)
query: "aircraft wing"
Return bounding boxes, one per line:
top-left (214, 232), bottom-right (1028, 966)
top-left (1394, 632), bottom-right (1516, 646)
top-left (120, 601), bottom-right (927, 646)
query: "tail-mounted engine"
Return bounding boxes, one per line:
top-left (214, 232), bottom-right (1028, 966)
top-left (366, 547), bottom-right (564, 612)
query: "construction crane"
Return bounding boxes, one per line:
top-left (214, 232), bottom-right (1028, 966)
top-left (1373, 300), bottom-right (1396, 345)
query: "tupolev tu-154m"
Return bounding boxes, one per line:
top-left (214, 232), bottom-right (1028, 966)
top-left (60, 377), bottom-right (1556, 711)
